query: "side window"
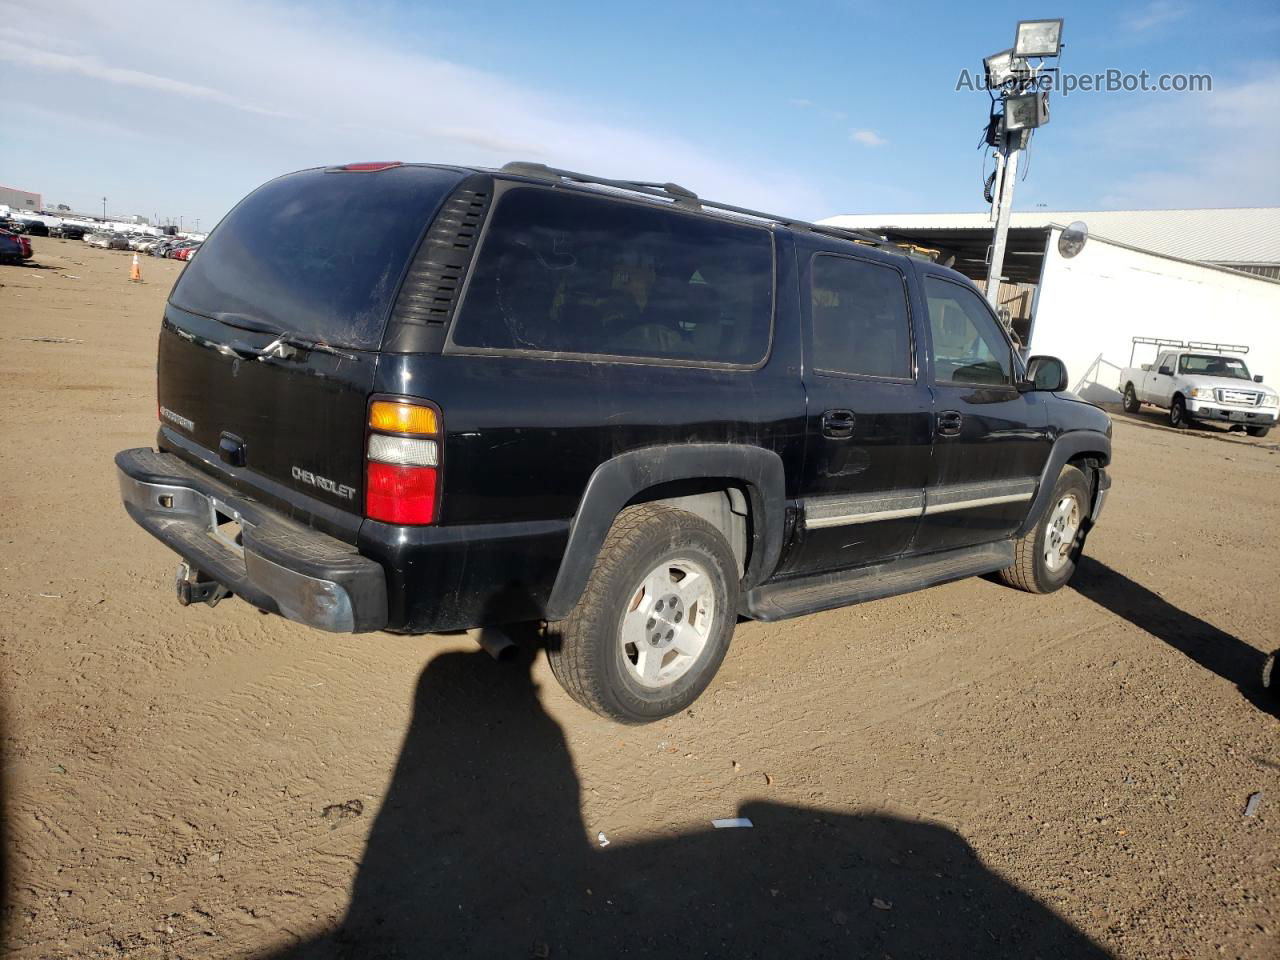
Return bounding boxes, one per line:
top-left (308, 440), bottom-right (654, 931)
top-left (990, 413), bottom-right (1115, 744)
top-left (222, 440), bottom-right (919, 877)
top-left (810, 254), bottom-right (912, 379)
top-left (923, 277), bottom-right (1013, 386)
top-left (451, 187), bottom-right (774, 366)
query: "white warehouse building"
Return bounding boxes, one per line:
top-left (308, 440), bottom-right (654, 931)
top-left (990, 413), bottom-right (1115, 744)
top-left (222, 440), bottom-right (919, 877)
top-left (819, 208), bottom-right (1280, 404)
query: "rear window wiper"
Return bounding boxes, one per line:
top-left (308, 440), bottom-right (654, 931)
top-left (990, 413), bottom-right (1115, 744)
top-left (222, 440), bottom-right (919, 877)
top-left (212, 312), bottom-right (358, 361)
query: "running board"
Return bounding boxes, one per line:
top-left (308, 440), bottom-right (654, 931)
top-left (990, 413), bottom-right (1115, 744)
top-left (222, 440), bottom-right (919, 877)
top-left (743, 541), bottom-right (1015, 622)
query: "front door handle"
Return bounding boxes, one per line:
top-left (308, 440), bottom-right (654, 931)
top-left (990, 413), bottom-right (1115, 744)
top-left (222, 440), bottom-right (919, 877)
top-left (937, 410), bottom-right (963, 437)
top-left (822, 409), bottom-right (856, 438)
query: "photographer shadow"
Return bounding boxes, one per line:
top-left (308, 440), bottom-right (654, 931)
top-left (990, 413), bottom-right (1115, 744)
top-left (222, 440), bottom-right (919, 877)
top-left (277, 644), bottom-right (1107, 959)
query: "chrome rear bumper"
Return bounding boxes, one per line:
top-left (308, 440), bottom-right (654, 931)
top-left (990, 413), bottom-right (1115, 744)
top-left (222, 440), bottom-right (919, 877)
top-left (116, 448), bottom-right (387, 633)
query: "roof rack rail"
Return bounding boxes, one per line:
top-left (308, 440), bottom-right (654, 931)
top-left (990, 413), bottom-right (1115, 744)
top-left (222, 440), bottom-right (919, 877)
top-left (498, 161), bottom-right (886, 246)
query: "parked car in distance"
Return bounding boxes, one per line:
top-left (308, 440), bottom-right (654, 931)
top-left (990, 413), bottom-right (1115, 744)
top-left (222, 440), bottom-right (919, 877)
top-left (116, 160), bottom-right (1113, 723)
top-left (1121, 337), bottom-right (1278, 437)
top-left (173, 243), bottom-right (200, 261)
top-left (85, 232), bottom-right (130, 250)
top-left (0, 228), bottom-right (33, 263)
top-left (52, 224), bottom-right (87, 240)
top-left (20, 220), bottom-right (50, 237)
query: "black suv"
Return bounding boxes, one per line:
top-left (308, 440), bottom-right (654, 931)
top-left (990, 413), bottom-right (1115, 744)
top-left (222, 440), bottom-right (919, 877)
top-left (116, 161), bottom-right (1111, 723)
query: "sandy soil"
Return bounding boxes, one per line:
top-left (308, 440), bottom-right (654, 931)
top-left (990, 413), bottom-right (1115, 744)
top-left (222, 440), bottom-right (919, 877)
top-left (1, 240), bottom-right (1277, 959)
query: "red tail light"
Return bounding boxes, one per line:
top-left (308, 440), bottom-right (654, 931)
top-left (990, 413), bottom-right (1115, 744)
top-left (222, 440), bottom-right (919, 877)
top-left (366, 462), bottom-right (437, 524)
top-left (364, 398), bottom-right (441, 525)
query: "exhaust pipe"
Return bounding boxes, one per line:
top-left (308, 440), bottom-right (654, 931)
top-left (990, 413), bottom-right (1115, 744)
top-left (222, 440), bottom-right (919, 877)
top-left (474, 626), bottom-right (518, 662)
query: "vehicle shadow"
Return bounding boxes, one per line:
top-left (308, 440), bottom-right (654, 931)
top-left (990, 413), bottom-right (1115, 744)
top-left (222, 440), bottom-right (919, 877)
top-left (7, 259), bottom-right (64, 270)
top-left (272, 645), bottom-right (1108, 959)
top-left (1071, 556), bottom-right (1278, 719)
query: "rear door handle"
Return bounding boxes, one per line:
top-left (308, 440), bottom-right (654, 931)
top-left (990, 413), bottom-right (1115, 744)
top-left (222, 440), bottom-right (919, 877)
top-left (937, 410), bottom-right (963, 437)
top-left (822, 409), bottom-right (856, 438)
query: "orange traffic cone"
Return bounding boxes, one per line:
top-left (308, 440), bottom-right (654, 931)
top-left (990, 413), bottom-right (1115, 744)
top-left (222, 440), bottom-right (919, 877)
top-left (130, 252), bottom-right (142, 282)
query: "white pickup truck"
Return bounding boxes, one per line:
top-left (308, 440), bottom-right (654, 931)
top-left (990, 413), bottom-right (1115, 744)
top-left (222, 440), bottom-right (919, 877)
top-left (1120, 338), bottom-right (1279, 437)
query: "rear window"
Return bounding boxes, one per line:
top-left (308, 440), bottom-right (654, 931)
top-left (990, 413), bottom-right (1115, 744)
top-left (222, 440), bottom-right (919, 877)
top-left (170, 166), bottom-right (463, 349)
top-left (810, 254), bottom-right (913, 379)
top-left (450, 187), bottom-right (774, 366)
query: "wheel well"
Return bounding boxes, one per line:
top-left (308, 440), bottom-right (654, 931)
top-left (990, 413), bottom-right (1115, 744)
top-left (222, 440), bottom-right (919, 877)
top-left (1067, 454), bottom-right (1101, 516)
top-left (625, 478), bottom-right (751, 580)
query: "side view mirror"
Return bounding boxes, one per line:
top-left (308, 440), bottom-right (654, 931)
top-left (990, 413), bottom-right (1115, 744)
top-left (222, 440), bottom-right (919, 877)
top-left (1158, 366), bottom-right (1173, 376)
top-left (1023, 355), bottom-right (1069, 392)
top-left (1254, 374), bottom-right (1264, 383)
top-left (1140, 363), bottom-right (1151, 372)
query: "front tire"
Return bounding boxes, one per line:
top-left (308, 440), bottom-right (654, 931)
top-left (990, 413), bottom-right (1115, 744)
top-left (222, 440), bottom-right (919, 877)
top-left (1247, 425), bottom-right (1271, 438)
top-left (546, 504), bottom-right (739, 723)
top-left (1122, 384), bottom-right (1141, 414)
top-left (999, 465), bottom-right (1091, 594)
top-left (1170, 397), bottom-right (1188, 428)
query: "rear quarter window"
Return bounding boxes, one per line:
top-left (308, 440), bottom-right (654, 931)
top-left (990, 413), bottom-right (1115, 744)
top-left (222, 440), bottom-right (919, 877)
top-left (170, 166), bottom-right (462, 350)
top-left (450, 187), bottom-right (774, 366)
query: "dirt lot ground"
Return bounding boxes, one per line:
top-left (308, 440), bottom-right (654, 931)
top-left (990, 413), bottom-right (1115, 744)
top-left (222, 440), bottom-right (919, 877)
top-left (1, 239), bottom-right (1277, 959)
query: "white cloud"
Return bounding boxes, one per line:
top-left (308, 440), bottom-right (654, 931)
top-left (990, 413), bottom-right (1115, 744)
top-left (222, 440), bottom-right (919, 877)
top-left (1124, 1), bottom-right (1190, 32)
top-left (1090, 64), bottom-right (1280, 207)
top-left (0, 41), bottom-right (285, 116)
top-left (0, 0), bottom-right (830, 218)
top-left (850, 129), bottom-right (887, 147)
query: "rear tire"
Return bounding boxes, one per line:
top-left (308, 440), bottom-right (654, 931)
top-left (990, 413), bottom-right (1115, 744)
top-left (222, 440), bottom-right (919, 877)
top-left (1122, 384), bottom-right (1141, 414)
top-left (546, 504), bottom-right (738, 724)
top-left (998, 465), bottom-right (1090, 594)
top-left (1247, 425), bottom-right (1271, 438)
top-left (1170, 397), bottom-right (1188, 428)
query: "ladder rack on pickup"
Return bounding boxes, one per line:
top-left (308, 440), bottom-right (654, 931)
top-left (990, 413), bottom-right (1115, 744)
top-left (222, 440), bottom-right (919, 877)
top-left (1128, 337), bottom-right (1251, 366)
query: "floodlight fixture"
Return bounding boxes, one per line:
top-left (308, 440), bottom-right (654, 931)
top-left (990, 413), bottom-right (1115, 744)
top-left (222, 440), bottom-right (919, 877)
top-left (1004, 91), bottom-right (1049, 131)
top-left (983, 48), bottom-right (1029, 88)
top-left (1013, 19), bottom-right (1063, 58)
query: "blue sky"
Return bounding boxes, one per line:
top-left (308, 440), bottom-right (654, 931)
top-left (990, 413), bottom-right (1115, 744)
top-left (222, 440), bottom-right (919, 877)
top-left (1, 0), bottom-right (1277, 227)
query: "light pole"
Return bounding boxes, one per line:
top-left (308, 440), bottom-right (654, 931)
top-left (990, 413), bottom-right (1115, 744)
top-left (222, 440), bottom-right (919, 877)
top-left (102, 196), bottom-right (107, 220)
top-left (981, 19), bottom-right (1063, 306)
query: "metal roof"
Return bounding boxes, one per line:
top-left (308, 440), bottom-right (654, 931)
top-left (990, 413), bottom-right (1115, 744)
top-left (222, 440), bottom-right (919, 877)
top-left (819, 208), bottom-right (1280, 266)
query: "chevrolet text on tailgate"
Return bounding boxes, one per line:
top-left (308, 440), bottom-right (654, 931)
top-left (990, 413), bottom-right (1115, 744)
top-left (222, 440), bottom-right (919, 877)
top-left (116, 160), bottom-right (1113, 723)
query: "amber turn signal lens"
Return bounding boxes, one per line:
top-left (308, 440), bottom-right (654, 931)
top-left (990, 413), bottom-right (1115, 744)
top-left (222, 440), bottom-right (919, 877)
top-left (369, 401), bottom-right (438, 435)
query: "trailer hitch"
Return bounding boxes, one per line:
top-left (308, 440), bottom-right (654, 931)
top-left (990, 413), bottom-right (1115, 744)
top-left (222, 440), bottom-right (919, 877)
top-left (175, 562), bottom-right (230, 607)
